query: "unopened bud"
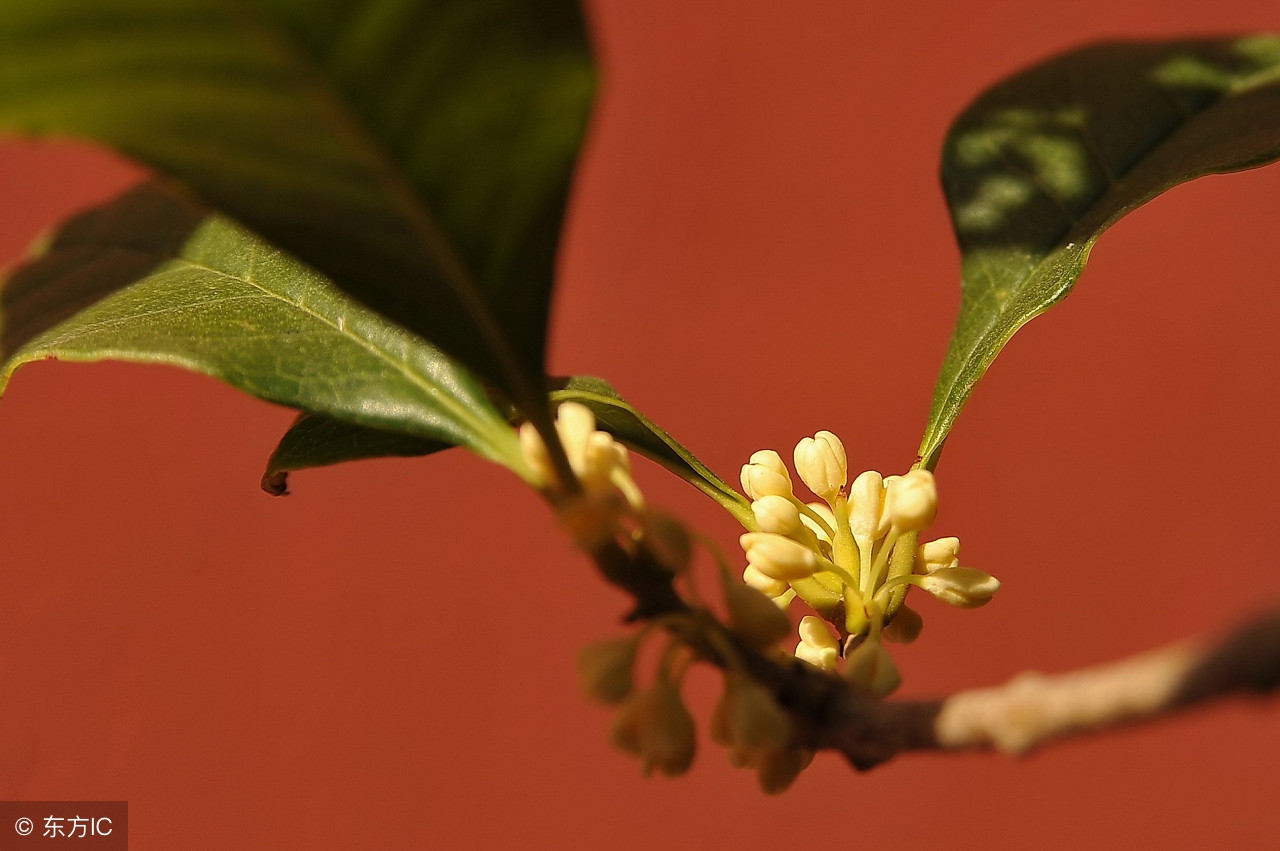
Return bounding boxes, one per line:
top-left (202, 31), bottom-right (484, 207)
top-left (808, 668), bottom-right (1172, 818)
top-left (919, 567), bottom-right (1000, 608)
top-left (756, 747), bottom-right (814, 795)
top-left (849, 470), bottom-right (888, 539)
top-left (724, 575), bottom-right (791, 649)
top-left (741, 450), bottom-right (793, 499)
top-left (740, 532), bottom-right (820, 581)
top-left (752, 494), bottom-right (805, 537)
top-left (555, 401), bottom-right (596, 472)
top-left (793, 431), bottom-right (847, 501)
top-left (720, 672), bottom-right (792, 753)
top-left (577, 635), bottom-right (640, 703)
top-left (743, 565), bottom-right (790, 598)
top-left (882, 604), bottom-right (924, 644)
top-left (844, 640), bottom-right (900, 698)
top-left (640, 513), bottom-right (693, 573)
top-left (614, 678), bottom-right (697, 778)
top-left (885, 469), bottom-right (937, 531)
top-left (915, 536), bottom-right (960, 573)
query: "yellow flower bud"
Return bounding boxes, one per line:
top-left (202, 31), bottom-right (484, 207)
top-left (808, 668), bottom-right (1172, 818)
top-left (795, 639), bottom-right (839, 671)
top-left (724, 574), bottom-right (791, 649)
top-left (915, 536), bottom-right (960, 573)
top-left (849, 470), bottom-right (888, 539)
top-left (885, 469), bottom-right (937, 531)
top-left (743, 564), bottom-right (790, 598)
top-left (918, 567), bottom-right (1000, 608)
top-left (544, 401), bottom-right (593, 476)
top-left (793, 431), bottom-right (847, 501)
top-left (577, 635), bottom-right (640, 703)
top-left (740, 532), bottom-right (820, 581)
top-left (799, 502), bottom-right (837, 544)
top-left (740, 450), bottom-right (793, 500)
top-left (752, 494), bottom-right (805, 537)
top-left (797, 615), bottom-right (838, 650)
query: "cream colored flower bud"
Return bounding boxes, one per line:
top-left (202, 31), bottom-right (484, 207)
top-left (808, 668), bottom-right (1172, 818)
top-left (752, 494), bottom-right (804, 537)
top-left (743, 565), bottom-right (789, 598)
top-left (849, 470), bottom-right (888, 539)
top-left (795, 615), bottom-right (839, 670)
top-left (740, 532), bottom-right (819, 581)
top-left (724, 576), bottom-right (791, 649)
top-left (919, 567), bottom-right (1000, 608)
top-left (584, 430), bottom-right (628, 477)
top-left (885, 469), bottom-right (938, 531)
top-left (915, 536), bottom-right (960, 574)
top-left (795, 639), bottom-right (839, 671)
top-left (518, 422), bottom-right (551, 483)
top-left (793, 431), bottom-right (847, 500)
top-left (556, 401), bottom-right (596, 471)
top-left (798, 615), bottom-right (838, 651)
top-left (844, 640), bottom-right (901, 698)
top-left (741, 450), bottom-right (793, 500)
top-left (577, 635), bottom-right (640, 704)
top-left (799, 502), bottom-right (837, 544)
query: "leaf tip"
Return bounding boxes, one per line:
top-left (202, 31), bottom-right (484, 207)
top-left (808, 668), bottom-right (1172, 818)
top-left (260, 470), bottom-right (290, 497)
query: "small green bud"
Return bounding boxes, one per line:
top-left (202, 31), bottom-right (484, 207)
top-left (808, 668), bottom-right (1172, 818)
top-left (724, 574), bottom-right (791, 649)
top-left (756, 747), bottom-right (814, 795)
top-left (610, 678), bottom-right (698, 778)
top-left (640, 513), bottom-right (693, 574)
top-left (882, 604), bottom-right (924, 644)
top-left (576, 635), bottom-right (640, 704)
top-left (844, 639), bottom-right (900, 698)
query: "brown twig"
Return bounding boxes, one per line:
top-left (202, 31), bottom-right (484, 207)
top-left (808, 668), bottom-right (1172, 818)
top-left (590, 531), bottom-right (1279, 769)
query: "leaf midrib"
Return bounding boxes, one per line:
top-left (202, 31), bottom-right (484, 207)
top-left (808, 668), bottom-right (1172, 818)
top-left (16, 240), bottom-right (504, 449)
top-left (927, 59), bottom-right (1280, 459)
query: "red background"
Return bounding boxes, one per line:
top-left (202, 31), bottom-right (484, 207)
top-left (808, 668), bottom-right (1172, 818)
top-left (3, 1), bottom-right (1279, 847)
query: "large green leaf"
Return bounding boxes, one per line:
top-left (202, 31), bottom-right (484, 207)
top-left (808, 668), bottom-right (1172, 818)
top-left (0, 182), bottom-right (530, 478)
top-left (258, 375), bottom-right (756, 527)
top-left (0, 0), bottom-right (594, 408)
top-left (919, 35), bottom-right (1280, 470)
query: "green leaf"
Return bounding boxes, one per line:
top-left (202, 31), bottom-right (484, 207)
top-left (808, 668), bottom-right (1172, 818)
top-left (261, 411), bottom-right (450, 495)
top-left (256, 375), bottom-right (756, 527)
top-left (553, 376), bottom-right (755, 528)
top-left (920, 35), bottom-right (1280, 470)
top-left (0, 182), bottom-right (531, 479)
top-left (0, 0), bottom-right (595, 408)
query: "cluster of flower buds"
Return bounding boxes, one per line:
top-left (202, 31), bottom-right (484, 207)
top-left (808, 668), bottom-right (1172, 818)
top-left (738, 430), bottom-right (1000, 695)
top-left (520, 402), bottom-right (646, 548)
top-left (577, 560), bottom-right (819, 793)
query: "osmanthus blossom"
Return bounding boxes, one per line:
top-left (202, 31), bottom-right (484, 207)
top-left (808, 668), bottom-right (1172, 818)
top-left (739, 430), bottom-right (1000, 695)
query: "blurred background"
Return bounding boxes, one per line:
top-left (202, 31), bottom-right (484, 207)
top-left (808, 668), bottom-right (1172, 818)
top-left (2, 0), bottom-right (1279, 847)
